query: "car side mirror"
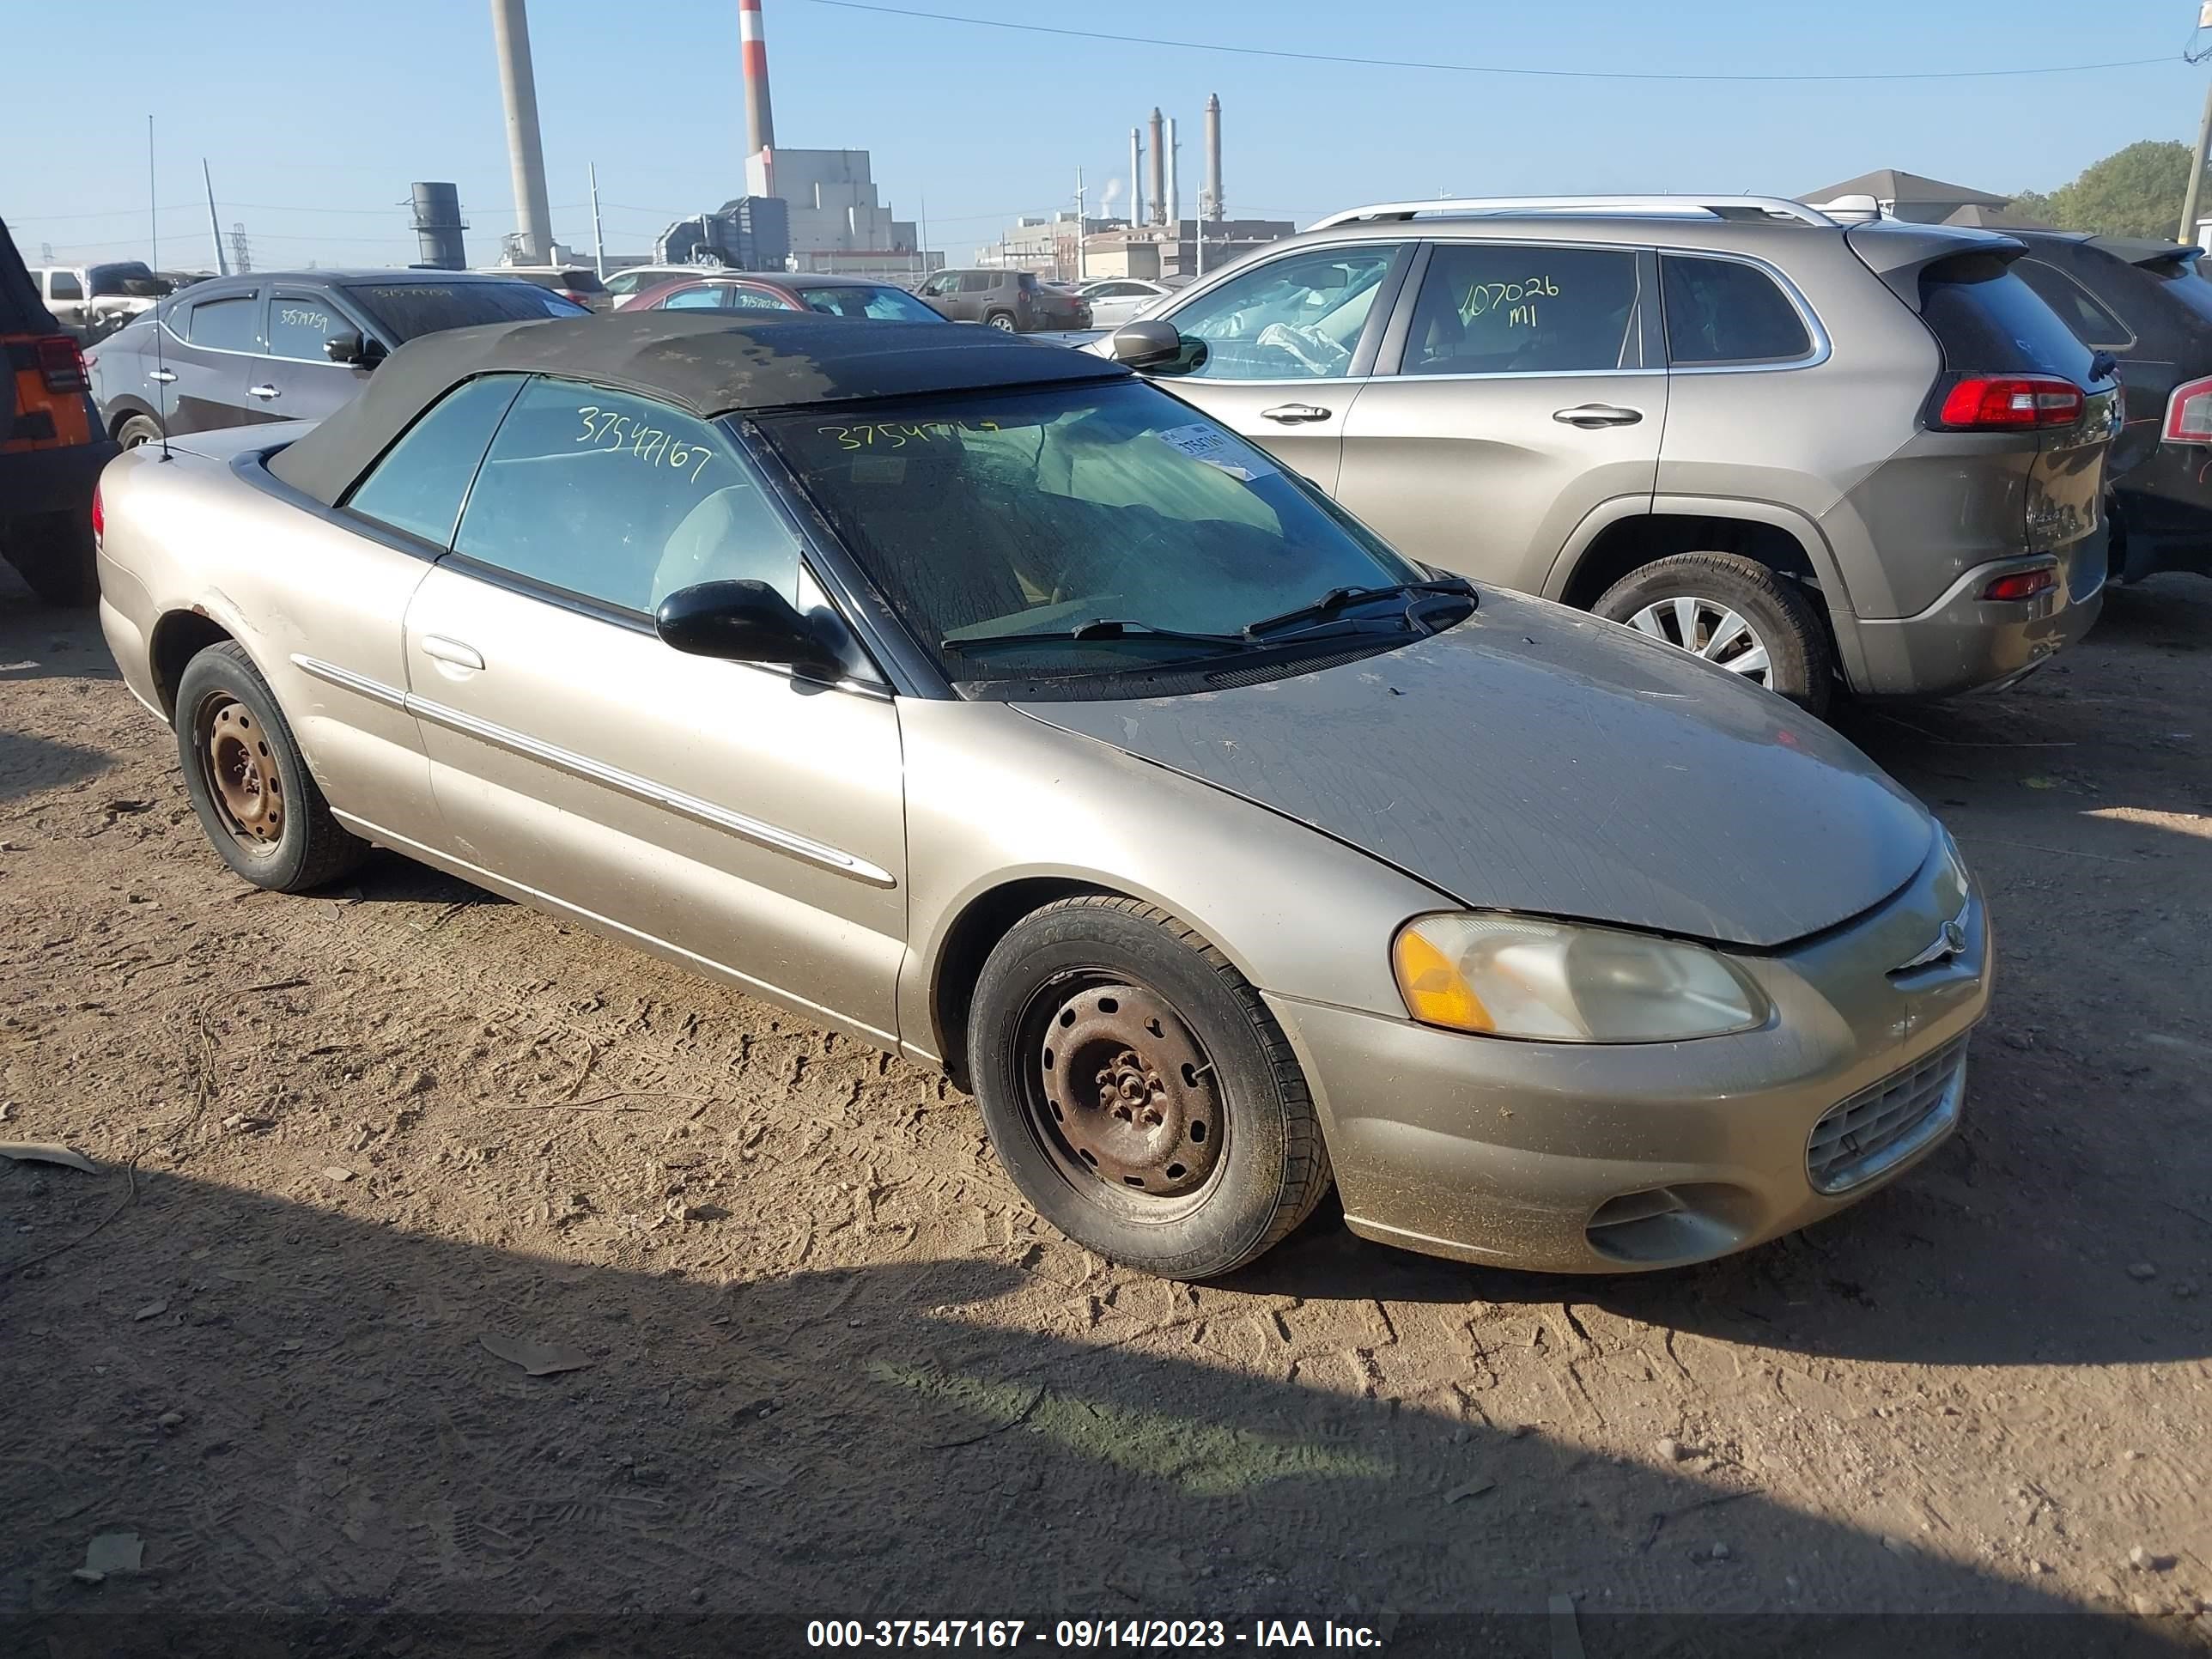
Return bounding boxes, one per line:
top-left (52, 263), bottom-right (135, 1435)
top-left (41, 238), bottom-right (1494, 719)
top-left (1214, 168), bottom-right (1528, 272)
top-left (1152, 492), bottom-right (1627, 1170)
top-left (325, 329), bottom-right (383, 368)
top-left (1106, 319), bottom-right (1182, 368)
top-left (654, 580), bottom-right (840, 674)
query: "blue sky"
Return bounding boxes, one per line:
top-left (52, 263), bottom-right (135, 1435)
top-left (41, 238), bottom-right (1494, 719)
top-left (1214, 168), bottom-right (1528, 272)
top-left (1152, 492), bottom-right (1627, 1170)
top-left (7, 0), bottom-right (2204, 270)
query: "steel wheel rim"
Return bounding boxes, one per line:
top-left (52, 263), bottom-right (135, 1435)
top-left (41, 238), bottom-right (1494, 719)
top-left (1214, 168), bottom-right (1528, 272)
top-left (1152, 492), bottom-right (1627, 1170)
top-left (1016, 973), bottom-right (1228, 1223)
top-left (197, 694), bottom-right (284, 854)
top-left (1626, 595), bottom-right (1772, 683)
top-left (988, 315), bottom-right (1016, 331)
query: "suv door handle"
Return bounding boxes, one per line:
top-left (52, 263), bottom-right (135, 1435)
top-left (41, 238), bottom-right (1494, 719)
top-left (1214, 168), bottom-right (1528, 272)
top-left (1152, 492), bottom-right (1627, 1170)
top-left (421, 635), bottom-right (485, 672)
top-left (1553, 403), bottom-right (1642, 428)
top-left (147, 368), bottom-right (178, 385)
top-left (1261, 403), bottom-right (1333, 424)
top-left (247, 383), bottom-right (280, 400)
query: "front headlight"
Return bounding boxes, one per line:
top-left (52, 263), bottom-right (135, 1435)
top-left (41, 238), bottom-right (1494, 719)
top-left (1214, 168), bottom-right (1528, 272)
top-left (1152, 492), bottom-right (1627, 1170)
top-left (1392, 913), bottom-right (1767, 1042)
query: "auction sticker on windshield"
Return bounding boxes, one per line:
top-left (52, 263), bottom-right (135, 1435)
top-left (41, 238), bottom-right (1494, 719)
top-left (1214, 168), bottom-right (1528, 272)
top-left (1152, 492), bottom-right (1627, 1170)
top-left (1152, 422), bottom-right (1275, 482)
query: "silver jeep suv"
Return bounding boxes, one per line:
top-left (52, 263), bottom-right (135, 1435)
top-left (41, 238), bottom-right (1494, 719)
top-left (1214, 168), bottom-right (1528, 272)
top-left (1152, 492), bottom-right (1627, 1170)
top-left (1096, 196), bottom-right (2120, 711)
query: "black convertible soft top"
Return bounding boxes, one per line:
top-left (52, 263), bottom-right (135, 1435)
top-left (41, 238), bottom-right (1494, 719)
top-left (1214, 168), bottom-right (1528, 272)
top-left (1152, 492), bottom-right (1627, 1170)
top-left (268, 311), bottom-right (1128, 507)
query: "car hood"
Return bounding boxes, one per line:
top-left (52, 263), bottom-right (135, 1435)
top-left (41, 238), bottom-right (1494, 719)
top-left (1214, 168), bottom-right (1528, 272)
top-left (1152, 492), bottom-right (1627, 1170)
top-left (1013, 589), bottom-right (1933, 949)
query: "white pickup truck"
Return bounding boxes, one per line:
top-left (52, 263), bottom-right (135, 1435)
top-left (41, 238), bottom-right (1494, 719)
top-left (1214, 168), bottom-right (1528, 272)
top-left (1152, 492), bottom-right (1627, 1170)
top-left (31, 261), bottom-right (172, 343)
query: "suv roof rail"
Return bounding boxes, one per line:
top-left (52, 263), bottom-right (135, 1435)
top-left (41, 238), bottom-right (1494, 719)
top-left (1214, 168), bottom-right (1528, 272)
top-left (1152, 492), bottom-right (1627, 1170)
top-left (1306, 195), bottom-right (1838, 232)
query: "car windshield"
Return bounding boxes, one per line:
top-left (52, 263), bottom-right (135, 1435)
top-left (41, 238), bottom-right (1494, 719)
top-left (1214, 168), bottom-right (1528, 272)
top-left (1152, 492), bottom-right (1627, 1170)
top-left (342, 281), bottom-right (586, 339)
top-left (792, 283), bottom-right (943, 323)
top-left (757, 379), bottom-right (1424, 687)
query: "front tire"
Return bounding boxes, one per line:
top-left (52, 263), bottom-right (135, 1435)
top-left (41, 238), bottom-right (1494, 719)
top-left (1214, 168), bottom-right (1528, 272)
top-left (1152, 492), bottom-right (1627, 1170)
top-left (2, 511), bottom-right (99, 607)
top-left (175, 642), bottom-right (368, 893)
top-left (968, 895), bottom-right (1332, 1279)
top-left (1593, 551), bottom-right (1833, 715)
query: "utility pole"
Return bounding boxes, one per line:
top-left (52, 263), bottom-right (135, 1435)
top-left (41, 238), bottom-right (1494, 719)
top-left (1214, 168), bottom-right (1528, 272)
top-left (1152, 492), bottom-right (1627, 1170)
top-left (1074, 167), bottom-right (1086, 283)
top-left (2185, 9), bottom-right (2212, 244)
top-left (588, 163), bottom-right (606, 279)
top-left (202, 159), bottom-right (228, 276)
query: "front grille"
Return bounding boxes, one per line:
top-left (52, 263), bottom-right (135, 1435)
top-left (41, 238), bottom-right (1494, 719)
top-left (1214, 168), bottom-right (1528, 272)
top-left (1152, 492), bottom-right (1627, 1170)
top-left (1806, 1037), bottom-right (1967, 1195)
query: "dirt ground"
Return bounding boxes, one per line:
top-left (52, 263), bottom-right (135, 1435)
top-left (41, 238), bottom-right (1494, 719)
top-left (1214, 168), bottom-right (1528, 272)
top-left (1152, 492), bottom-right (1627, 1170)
top-left (2, 568), bottom-right (2209, 1653)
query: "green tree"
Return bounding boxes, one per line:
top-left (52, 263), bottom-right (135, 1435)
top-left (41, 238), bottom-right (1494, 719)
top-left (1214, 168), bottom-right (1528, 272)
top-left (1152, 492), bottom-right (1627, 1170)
top-left (2031, 140), bottom-right (2204, 239)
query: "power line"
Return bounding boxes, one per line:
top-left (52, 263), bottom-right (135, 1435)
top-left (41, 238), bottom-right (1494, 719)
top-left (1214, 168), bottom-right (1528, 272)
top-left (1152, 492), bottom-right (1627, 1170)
top-left (799, 0), bottom-right (2177, 82)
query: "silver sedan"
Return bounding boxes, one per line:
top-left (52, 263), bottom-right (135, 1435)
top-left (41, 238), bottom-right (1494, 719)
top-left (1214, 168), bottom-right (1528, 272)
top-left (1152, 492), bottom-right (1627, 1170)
top-left (93, 312), bottom-right (1986, 1279)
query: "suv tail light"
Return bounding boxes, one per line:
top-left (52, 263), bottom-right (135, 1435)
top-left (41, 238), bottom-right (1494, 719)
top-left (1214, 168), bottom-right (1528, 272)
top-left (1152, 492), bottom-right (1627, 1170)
top-left (35, 336), bottom-right (88, 393)
top-left (1981, 565), bottom-right (2056, 602)
top-left (2163, 374), bottom-right (2212, 445)
top-left (1936, 374), bottom-right (2084, 431)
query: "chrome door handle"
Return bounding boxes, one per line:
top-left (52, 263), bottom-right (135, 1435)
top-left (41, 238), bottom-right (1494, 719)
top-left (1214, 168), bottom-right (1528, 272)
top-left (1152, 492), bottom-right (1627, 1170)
top-left (247, 383), bottom-right (279, 400)
top-left (1260, 403), bottom-right (1333, 424)
top-left (147, 368), bottom-right (178, 385)
top-left (1553, 403), bottom-right (1642, 428)
top-left (421, 635), bottom-right (485, 672)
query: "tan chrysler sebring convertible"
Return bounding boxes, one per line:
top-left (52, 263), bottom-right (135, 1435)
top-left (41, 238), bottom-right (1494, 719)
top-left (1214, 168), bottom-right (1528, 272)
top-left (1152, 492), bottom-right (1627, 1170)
top-left (92, 313), bottom-right (1988, 1279)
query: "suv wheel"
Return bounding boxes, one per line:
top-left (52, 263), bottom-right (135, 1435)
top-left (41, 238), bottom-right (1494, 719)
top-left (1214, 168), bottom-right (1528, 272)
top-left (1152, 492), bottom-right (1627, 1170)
top-left (967, 894), bottom-right (1333, 1279)
top-left (117, 414), bottom-right (165, 449)
top-left (1593, 552), bottom-right (1833, 715)
top-left (985, 311), bottom-right (1018, 332)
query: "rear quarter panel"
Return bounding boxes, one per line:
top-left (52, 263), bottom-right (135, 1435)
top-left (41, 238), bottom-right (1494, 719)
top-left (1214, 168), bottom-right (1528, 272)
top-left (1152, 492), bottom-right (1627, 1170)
top-left (94, 434), bottom-right (444, 847)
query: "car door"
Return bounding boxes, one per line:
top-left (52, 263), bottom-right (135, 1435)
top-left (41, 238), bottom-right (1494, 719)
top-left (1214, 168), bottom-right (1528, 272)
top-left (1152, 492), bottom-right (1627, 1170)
top-left (915, 271), bottom-right (962, 320)
top-left (399, 374), bottom-right (908, 1043)
top-left (257, 286), bottom-right (376, 423)
top-left (166, 288), bottom-right (265, 432)
top-left (1334, 240), bottom-right (1662, 588)
top-left (43, 269), bottom-right (89, 337)
top-left (1136, 241), bottom-right (1411, 491)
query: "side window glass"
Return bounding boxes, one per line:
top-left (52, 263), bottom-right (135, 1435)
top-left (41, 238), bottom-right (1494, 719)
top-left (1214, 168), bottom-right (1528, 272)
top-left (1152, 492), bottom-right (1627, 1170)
top-left (663, 287), bottom-right (725, 311)
top-left (1167, 246), bottom-right (1401, 380)
top-left (344, 376), bottom-right (526, 548)
top-left (1404, 245), bottom-right (1641, 375)
top-left (188, 295), bottom-right (261, 352)
top-left (267, 295), bottom-right (353, 363)
top-left (2014, 259), bottom-right (2130, 349)
top-left (1661, 255), bottom-right (1814, 366)
top-left (453, 378), bottom-right (803, 613)
top-left (960, 272), bottom-right (995, 294)
top-left (50, 271), bottom-right (84, 301)
top-left (724, 287), bottom-right (793, 311)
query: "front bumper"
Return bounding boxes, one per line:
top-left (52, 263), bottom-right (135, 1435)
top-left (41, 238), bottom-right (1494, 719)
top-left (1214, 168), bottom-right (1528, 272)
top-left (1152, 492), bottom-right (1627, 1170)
top-left (1850, 540), bottom-right (2104, 700)
top-left (1267, 848), bottom-right (1990, 1273)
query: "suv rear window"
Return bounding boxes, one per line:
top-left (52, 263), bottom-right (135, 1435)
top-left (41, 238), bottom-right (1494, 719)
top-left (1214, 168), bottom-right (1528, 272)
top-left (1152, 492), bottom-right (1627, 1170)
top-left (1662, 255), bottom-right (1812, 365)
top-left (1917, 253), bottom-right (2097, 380)
top-left (341, 281), bottom-right (585, 339)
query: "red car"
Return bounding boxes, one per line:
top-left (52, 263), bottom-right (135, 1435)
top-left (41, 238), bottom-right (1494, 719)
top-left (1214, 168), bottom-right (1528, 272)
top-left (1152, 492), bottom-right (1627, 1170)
top-left (626, 270), bottom-right (951, 324)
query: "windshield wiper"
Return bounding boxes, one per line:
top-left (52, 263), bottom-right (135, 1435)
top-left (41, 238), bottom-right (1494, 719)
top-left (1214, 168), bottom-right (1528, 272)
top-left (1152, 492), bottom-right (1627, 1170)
top-left (1241, 577), bottom-right (1477, 641)
top-left (939, 618), bottom-right (1246, 654)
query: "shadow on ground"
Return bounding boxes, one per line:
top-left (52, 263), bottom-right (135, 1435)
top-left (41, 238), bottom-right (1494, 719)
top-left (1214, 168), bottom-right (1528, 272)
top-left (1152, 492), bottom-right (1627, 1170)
top-left (0, 1168), bottom-right (2186, 1657)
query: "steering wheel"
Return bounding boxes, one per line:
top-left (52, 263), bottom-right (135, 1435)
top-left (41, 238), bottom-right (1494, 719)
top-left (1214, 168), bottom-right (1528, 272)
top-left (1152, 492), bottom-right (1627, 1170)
top-left (1254, 320), bottom-right (1349, 376)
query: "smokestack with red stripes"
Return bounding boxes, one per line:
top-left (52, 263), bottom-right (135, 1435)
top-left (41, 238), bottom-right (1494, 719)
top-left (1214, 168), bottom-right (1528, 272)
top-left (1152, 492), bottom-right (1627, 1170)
top-left (740, 0), bottom-right (777, 197)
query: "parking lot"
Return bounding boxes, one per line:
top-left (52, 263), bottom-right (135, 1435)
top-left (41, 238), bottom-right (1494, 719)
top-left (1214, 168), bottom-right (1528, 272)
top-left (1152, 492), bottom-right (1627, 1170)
top-left (1, 562), bottom-right (2207, 1641)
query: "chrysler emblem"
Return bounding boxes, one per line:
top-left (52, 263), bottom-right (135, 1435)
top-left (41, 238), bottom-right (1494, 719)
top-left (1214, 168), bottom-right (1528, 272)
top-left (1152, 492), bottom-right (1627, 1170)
top-left (1895, 914), bottom-right (1968, 973)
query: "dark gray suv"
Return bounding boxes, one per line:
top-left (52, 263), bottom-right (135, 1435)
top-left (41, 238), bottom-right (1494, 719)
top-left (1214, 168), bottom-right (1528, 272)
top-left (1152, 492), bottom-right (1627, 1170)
top-left (1095, 195), bottom-right (2121, 710)
top-left (86, 270), bottom-right (586, 446)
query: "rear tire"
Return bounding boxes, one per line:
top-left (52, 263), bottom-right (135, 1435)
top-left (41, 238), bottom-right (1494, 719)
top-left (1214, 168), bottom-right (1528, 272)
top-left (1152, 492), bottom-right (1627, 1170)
top-left (117, 414), bottom-right (165, 449)
top-left (985, 312), bottom-right (1018, 332)
top-left (175, 641), bottom-right (368, 893)
top-left (967, 894), bottom-right (1332, 1279)
top-left (1593, 551), bottom-right (1833, 715)
top-left (2, 511), bottom-right (100, 607)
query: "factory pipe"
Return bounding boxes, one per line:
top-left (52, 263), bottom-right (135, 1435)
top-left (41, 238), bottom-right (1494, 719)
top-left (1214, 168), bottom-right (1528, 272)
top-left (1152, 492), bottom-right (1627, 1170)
top-left (1148, 107), bottom-right (1166, 227)
top-left (740, 0), bottom-right (777, 196)
top-left (1166, 115), bottom-right (1179, 230)
top-left (1204, 93), bottom-right (1223, 222)
top-left (489, 0), bottom-right (554, 262)
top-left (1129, 126), bottom-right (1145, 229)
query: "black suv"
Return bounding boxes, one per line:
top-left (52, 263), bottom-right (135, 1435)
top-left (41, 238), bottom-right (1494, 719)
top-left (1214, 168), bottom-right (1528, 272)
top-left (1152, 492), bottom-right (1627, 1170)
top-left (2010, 230), bottom-right (2212, 583)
